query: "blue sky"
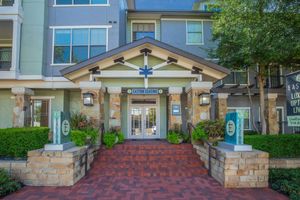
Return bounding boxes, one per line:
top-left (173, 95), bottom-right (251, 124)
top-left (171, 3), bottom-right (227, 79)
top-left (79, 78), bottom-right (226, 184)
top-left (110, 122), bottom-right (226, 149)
top-left (135, 0), bottom-right (196, 10)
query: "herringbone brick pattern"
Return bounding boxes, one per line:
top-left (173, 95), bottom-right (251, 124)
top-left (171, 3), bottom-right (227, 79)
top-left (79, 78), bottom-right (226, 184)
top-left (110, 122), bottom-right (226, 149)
top-left (4, 140), bottom-right (287, 200)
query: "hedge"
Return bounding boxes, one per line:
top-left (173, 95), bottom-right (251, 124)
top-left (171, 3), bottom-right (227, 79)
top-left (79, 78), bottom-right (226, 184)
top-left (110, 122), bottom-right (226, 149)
top-left (269, 169), bottom-right (300, 200)
top-left (244, 134), bottom-right (300, 158)
top-left (0, 127), bottom-right (49, 159)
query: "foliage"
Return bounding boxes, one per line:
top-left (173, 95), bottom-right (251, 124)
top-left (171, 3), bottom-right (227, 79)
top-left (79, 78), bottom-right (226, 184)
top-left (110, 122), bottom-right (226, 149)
top-left (0, 127), bottom-right (49, 159)
top-left (167, 131), bottom-right (184, 144)
top-left (103, 132), bottom-right (117, 149)
top-left (244, 130), bottom-right (259, 135)
top-left (117, 132), bottom-right (125, 144)
top-left (192, 124), bottom-right (207, 142)
top-left (245, 134), bottom-right (300, 158)
top-left (211, 0), bottom-right (300, 134)
top-left (0, 169), bottom-right (21, 197)
top-left (269, 169), bottom-right (300, 200)
top-left (70, 129), bottom-right (98, 146)
top-left (70, 112), bottom-right (95, 131)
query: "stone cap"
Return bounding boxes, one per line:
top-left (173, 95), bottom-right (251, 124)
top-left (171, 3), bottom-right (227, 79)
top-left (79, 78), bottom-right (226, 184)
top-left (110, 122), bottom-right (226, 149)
top-left (265, 93), bottom-right (278, 99)
top-left (185, 81), bottom-right (213, 93)
top-left (79, 81), bottom-right (103, 90)
top-left (213, 93), bottom-right (229, 99)
top-left (168, 87), bottom-right (183, 95)
top-left (107, 87), bottom-right (122, 94)
top-left (11, 87), bottom-right (34, 96)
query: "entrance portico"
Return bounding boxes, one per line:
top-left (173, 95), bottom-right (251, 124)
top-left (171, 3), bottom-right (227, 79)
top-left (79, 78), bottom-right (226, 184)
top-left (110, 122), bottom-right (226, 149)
top-left (61, 38), bottom-right (230, 138)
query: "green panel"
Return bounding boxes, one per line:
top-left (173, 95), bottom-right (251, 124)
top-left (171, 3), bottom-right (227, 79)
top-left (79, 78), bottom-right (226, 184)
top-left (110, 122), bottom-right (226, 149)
top-left (121, 95), bottom-right (128, 138)
top-left (104, 93), bottom-right (110, 132)
top-left (160, 95), bottom-right (167, 139)
top-left (69, 91), bottom-right (81, 114)
top-left (0, 90), bottom-right (14, 128)
top-left (20, 0), bottom-right (47, 75)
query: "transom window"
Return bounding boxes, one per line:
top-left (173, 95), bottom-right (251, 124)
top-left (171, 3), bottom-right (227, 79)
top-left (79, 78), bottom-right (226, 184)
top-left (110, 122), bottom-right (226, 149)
top-left (186, 21), bottom-right (203, 45)
top-left (228, 108), bottom-right (251, 130)
top-left (53, 28), bottom-right (107, 64)
top-left (132, 23), bottom-right (155, 41)
top-left (55, 0), bottom-right (108, 5)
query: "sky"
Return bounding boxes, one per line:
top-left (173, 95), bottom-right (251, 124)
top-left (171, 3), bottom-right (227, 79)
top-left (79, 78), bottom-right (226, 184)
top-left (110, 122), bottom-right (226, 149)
top-left (135, 0), bottom-right (197, 11)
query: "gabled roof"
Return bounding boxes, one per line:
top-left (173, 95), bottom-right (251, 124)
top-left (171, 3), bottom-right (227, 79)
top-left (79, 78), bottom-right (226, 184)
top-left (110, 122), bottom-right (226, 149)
top-left (60, 37), bottom-right (230, 77)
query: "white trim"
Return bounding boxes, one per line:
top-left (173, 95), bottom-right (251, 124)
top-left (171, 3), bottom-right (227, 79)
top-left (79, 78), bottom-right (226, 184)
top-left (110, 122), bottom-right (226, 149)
top-left (161, 18), bottom-right (213, 22)
top-left (31, 96), bottom-right (55, 100)
top-left (92, 70), bottom-right (199, 78)
top-left (186, 20), bottom-right (204, 46)
top-left (228, 107), bottom-right (252, 130)
top-left (276, 106), bottom-right (285, 134)
top-left (51, 26), bottom-right (111, 65)
top-left (127, 95), bottom-right (160, 139)
top-left (131, 20), bottom-right (157, 42)
top-left (53, 0), bottom-right (110, 7)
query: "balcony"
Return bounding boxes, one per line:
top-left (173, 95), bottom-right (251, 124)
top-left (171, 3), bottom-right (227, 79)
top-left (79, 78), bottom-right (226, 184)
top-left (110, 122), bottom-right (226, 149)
top-left (0, 0), bottom-right (23, 17)
top-left (265, 75), bottom-right (285, 88)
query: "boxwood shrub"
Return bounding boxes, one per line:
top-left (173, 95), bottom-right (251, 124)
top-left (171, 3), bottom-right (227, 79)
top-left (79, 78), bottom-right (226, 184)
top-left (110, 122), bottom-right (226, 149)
top-left (269, 169), bottom-right (300, 200)
top-left (0, 127), bottom-right (49, 159)
top-left (0, 169), bottom-right (21, 197)
top-left (245, 134), bottom-right (300, 158)
top-left (71, 129), bottom-right (98, 146)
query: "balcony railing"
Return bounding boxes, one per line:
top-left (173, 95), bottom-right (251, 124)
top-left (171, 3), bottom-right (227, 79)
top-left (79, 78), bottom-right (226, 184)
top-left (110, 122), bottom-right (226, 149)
top-left (266, 75), bottom-right (285, 88)
top-left (222, 71), bottom-right (248, 85)
top-left (0, 48), bottom-right (12, 71)
top-left (0, 0), bottom-right (14, 6)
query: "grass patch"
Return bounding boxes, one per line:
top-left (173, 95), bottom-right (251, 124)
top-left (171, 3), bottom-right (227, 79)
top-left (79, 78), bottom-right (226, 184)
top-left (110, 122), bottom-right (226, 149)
top-left (244, 134), bottom-right (300, 158)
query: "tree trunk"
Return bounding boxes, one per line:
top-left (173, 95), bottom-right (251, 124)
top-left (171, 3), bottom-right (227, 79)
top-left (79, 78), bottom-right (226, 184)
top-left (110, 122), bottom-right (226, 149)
top-left (258, 69), bottom-right (267, 135)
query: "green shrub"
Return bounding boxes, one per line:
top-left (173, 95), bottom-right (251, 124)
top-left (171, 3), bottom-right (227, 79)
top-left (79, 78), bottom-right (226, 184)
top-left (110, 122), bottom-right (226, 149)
top-left (269, 169), bottom-right (300, 200)
top-left (103, 132), bottom-right (117, 149)
top-left (200, 120), bottom-right (225, 139)
top-left (0, 169), bottom-right (21, 197)
top-left (71, 129), bottom-right (98, 146)
top-left (192, 124), bottom-right (207, 142)
top-left (245, 134), bottom-right (300, 158)
top-left (0, 127), bottom-right (49, 159)
top-left (117, 132), bottom-right (125, 144)
top-left (244, 130), bottom-right (259, 135)
top-left (70, 112), bottom-right (95, 130)
top-left (167, 131), bottom-right (183, 144)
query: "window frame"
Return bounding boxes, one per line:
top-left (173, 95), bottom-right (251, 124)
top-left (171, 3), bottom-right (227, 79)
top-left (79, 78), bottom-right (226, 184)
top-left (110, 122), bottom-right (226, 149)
top-left (51, 26), bottom-right (110, 66)
top-left (30, 97), bottom-right (55, 128)
top-left (54, 0), bottom-right (110, 7)
top-left (186, 20), bottom-right (204, 45)
top-left (227, 107), bottom-right (252, 130)
top-left (131, 20), bottom-right (157, 42)
top-left (222, 70), bottom-right (249, 85)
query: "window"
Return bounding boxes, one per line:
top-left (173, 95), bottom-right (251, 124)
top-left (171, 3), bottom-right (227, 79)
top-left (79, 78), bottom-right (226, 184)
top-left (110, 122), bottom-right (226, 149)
top-left (132, 23), bottom-right (155, 41)
top-left (32, 100), bottom-right (50, 127)
top-left (53, 28), bottom-right (107, 64)
top-left (186, 21), bottom-right (203, 45)
top-left (55, 0), bottom-right (108, 5)
top-left (0, 47), bottom-right (12, 70)
top-left (223, 71), bottom-right (248, 85)
top-left (228, 108), bottom-right (251, 130)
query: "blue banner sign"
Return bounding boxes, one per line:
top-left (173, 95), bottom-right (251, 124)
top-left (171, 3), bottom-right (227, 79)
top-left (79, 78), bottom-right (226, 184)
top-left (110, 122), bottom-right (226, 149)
top-left (127, 88), bottom-right (163, 95)
top-left (225, 112), bottom-right (244, 145)
top-left (286, 71), bottom-right (300, 126)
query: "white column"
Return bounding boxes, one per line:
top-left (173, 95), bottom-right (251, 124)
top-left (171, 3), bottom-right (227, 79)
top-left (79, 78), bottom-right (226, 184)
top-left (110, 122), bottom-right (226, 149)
top-left (11, 17), bottom-right (22, 73)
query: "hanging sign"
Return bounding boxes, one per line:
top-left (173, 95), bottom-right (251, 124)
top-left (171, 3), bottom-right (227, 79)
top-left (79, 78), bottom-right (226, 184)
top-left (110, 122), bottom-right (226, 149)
top-left (225, 112), bottom-right (244, 145)
top-left (127, 88), bottom-right (164, 95)
top-left (286, 71), bottom-right (300, 127)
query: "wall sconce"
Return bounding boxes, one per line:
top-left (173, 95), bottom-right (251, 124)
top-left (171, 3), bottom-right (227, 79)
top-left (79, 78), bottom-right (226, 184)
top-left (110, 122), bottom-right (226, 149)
top-left (199, 93), bottom-right (210, 106)
top-left (83, 92), bottom-right (94, 106)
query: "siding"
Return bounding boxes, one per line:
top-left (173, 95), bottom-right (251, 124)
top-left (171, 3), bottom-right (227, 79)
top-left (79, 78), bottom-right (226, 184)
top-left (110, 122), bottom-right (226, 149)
top-left (0, 90), bottom-right (14, 128)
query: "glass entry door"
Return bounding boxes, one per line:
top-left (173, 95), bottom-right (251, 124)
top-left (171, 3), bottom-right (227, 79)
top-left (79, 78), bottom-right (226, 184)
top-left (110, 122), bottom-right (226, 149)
top-left (130, 105), bottom-right (159, 139)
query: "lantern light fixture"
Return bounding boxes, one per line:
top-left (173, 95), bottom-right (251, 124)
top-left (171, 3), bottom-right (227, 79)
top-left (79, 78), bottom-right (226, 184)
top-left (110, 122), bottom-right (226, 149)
top-left (199, 93), bottom-right (210, 106)
top-left (83, 92), bottom-right (94, 106)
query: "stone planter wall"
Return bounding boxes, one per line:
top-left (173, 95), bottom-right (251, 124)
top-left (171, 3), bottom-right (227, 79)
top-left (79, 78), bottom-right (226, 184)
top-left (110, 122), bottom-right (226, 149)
top-left (193, 143), bottom-right (269, 188)
top-left (0, 146), bottom-right (98, 186)
top-left (270, 158), bottom-right (300, 169)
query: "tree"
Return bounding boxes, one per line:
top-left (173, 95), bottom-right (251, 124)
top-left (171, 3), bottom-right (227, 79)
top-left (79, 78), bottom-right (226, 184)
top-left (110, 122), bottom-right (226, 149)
top-left (211, 0), bottom-right (300, 134)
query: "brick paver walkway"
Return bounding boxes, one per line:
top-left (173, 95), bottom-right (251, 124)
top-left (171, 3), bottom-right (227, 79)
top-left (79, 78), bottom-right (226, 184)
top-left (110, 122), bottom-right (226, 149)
top-left (4, 140), bottom-right (287, 200)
